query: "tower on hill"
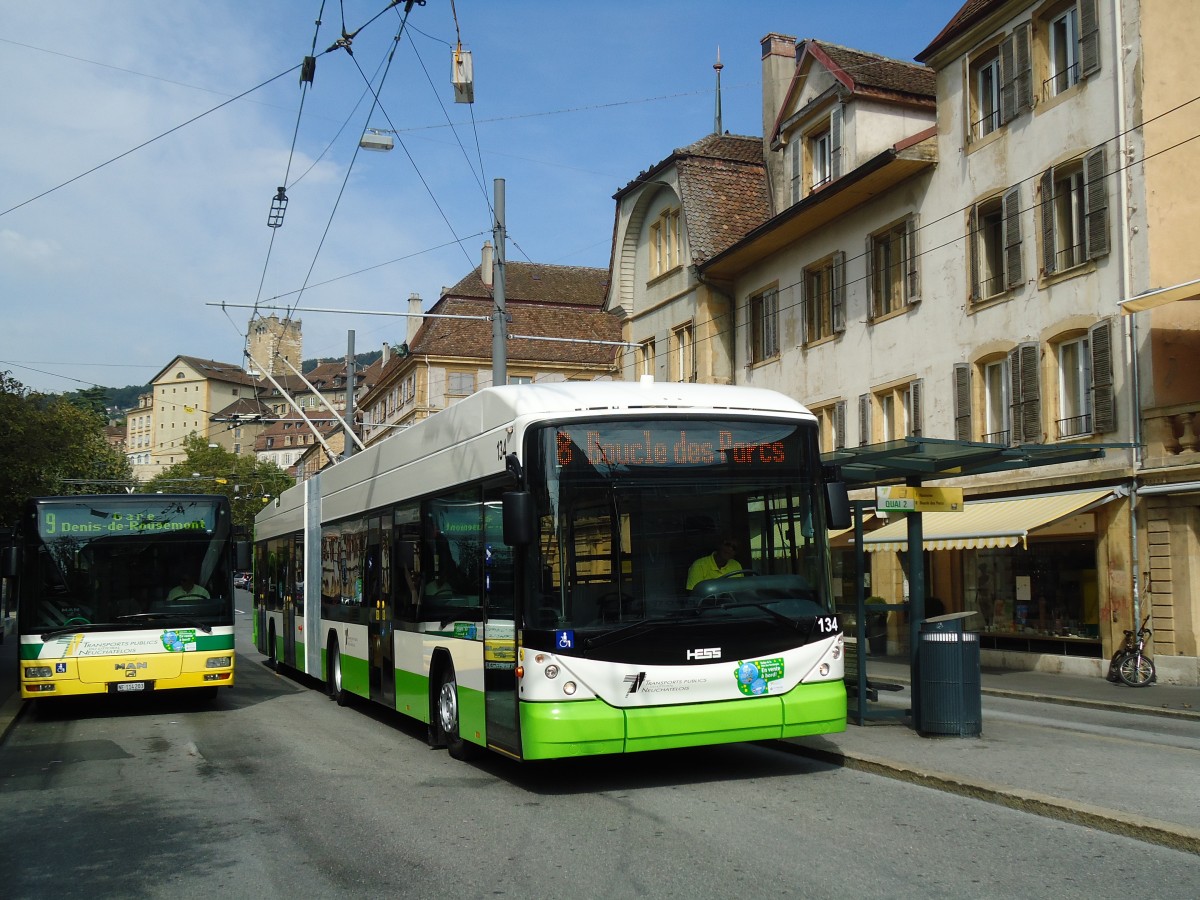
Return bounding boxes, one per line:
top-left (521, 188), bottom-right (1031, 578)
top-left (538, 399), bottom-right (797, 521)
top-left (247, 314), bottom-right (303, 377)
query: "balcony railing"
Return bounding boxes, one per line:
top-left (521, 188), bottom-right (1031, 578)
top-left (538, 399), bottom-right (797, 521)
top-left (982, 429), bottom-right (1010, 445)
top-left (1043, 62), bottom-right (1080, 98)
top-left (1143, 403), bottom-right (1200, 467)
top-left (1056, 413), bottom-right (1092, 439)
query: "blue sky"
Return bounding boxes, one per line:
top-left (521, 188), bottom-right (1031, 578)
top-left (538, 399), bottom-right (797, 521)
top-left (0, 0), bottom-right (964, 395)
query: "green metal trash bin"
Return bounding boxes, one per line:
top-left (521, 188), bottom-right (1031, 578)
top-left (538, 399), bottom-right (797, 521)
top-left (917, 612), bottom-right (981, 736)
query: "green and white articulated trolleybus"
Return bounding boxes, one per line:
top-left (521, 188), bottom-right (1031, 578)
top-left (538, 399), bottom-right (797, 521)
top-left (253, 381), bottom-right (851, 761)
top-left (5, 494), bottom-right (244, 701)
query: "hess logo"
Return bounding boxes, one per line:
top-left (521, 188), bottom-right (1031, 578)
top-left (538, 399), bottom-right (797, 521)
top-left (686, 647), bottom-right (721, 660)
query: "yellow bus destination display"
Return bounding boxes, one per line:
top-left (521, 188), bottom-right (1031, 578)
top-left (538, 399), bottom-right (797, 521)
top-left (554, 421), bottom-right (802, 471)
top-left (38, 503), bottom-right (217, 538)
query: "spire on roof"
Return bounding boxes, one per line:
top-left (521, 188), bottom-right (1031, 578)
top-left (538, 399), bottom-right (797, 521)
top-left (713, 46), bottom-right (724, 135)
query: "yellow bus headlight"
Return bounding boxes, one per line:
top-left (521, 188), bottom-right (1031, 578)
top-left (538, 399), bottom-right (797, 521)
top-left (25, 666), bottom-right (53, 679)
top-left (206, 656), bottom-right (232, 668)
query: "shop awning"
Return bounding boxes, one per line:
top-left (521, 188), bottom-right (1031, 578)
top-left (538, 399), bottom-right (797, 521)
top-left (858, 489), bottom-right (1119, 552)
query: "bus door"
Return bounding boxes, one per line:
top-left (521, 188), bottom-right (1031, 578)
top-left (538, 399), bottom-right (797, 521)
top-left (483, 491), bottom-right (520, 754)
top-left (368, 516), bottom-right (396, 708)
top-left (283, 532), bottom-right (302, 669)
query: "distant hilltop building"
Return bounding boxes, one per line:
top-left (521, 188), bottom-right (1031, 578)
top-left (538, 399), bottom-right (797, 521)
top-left (247, 314), bottom-right (303, 377)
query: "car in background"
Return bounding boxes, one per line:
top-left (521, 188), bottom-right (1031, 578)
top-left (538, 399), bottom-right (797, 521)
top-left (234, 571), bottom-right (252, 590)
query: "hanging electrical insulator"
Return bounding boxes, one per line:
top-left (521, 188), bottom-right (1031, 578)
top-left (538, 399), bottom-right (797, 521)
top-left (267, 187), bottom-right (288, 228)
top-left (300, 55), bottom-right (316, 85)
top-left (452, 44), bottom-right (474, 104)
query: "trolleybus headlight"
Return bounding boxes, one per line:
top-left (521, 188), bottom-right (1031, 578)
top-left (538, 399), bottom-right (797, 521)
top-left (819, 663), bottom-right (830, 676)
top-left (563, 681), bottom-right (577, 695)
top-left (24, 666), bottom-right (53, 679)
top-left (831, 644), bottom-right (841, 659)
top-left (544, 664), bottom-right (559, 679)
top-left (206, 656), bottom-right (232, 668)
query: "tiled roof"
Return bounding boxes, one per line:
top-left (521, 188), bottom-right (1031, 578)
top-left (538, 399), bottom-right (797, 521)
top-left (616, 133), bottom-right (764, 199)
top-left (806, 39), bottom-right (936, 101)
top-left (916, 0), bottom-right (998, 63)
top-left (153, 355), bottom-right (256, 387)
top-left (210, 397), bottom-right (272, 419)
top-left (677, 154), bottom-right (771, 264)
top-left (445, 261), bottom-right (610, 308)
top-left (411, 297), bottom-right (621, 367)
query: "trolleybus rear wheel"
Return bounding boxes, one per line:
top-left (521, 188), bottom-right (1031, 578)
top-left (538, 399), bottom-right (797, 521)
top-left (328, 637), bottom-right (349, 706)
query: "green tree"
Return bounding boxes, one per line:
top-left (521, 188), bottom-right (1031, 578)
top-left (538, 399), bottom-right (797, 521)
top-left (140, 434), bottom-right (294, 532)
top-left (0, 372), bottom-right (133, 527)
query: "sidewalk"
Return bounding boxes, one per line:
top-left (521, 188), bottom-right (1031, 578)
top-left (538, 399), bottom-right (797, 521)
top-left (783, 656), bottom-right (1200, 855)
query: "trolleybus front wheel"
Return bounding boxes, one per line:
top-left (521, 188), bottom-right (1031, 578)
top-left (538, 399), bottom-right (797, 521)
top-left (436, 666), bottom-right (479, 761)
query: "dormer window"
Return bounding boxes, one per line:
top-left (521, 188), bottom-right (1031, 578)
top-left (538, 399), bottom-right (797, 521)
top-left (649, 207), bottom-right (681, 279)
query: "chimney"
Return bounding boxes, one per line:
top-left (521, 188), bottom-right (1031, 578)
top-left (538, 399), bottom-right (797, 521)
top-left (381, 342), bottom-right (390, 365)
top-left (761, 33), bottom-right (797, 145)
top-left (480, 240), bottom-right (494, 288)
top-left (407, 293), bottom-right (423, 344)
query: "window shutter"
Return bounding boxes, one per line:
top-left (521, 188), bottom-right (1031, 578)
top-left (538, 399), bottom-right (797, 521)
top-left (745, 295), bottom-right (754, 364)
top-left (999, 32), bottom-right (1017, 124)
top-left (1015, 22), bottom-right (1033, 112)
top-left (1080, 0), bottom-right (1101, 78)
top-left (830, 105), bottom-right (843, 179)
top-left (908, 379), bottom-right (923, 436)
top-left (865, 234), bottom-right (876, 320)
top-left (834, 400), bottom-right (847, 450)
top-left (1019, 342), bottom-right (1041, 443)
top-left (768, 288), bottom-right (779, 357)
top-left (790, 141), bottom-right (802, 205)
top-left (1089, 318), bottom-right (1115, 433)
top-left (1084, 146), bottom-right (1110, 260)
top-left (1039, 168), bottom-right (1056, 276)
top-left (832, 251), bottom-right (846, 334)
top-left (968, 206), bottom-right (980, 302)
top-left (799, 277), bottom-right (810, 347)
top-left (905, 215), bottom-right (920, 303)
top-left (1008, 346), bottom-right (1024, 444)
top-left (953, 363), bottom-right (972, 441)
top-left (858, 393), bottom-right (871, 446)
top-left (1003, 185), bottom-right (1024, 288)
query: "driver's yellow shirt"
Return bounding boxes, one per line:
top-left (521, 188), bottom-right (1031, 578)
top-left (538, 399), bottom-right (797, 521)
top-left (686, 555), bottom-right (743, 591)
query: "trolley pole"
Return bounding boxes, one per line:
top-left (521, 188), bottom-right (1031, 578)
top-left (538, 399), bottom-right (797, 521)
top-left (344, 330), bottom-right (357, 459)
top-left (492, 178), bottom-right (507, 387)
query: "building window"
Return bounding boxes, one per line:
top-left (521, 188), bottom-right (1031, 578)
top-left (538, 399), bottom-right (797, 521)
top-left (969, 47), bottom-right (1002, 138)
top-left (447, 371), bottom-right (475, 398)
top-left (509, 375), bottom-right (533, 385)
top-left (1056, 335), bottom-right (1091, 438)
top-left (1039, 148), bottom-right (1108, 277)
top-left (812, 402), bottom-right (847, 453)
top-left (649, 207), bottom-right (681, 279)
top-left (748, 288), bottom-right (779, 363)
top-left (983, 358), bottom-right (1011, 444)
top-left (1038, 0), bottom-right (1100, 100)
top-left (810, 128), bottom-right (832, 189)
top-left (868, 380), bottom-right (923, 444)
top-left (668, 323), bottom-right (694, 383)
top-left (802, 252), bottom-right (845, 345)
top-left (970, 187), bottom-right (1022, 301)
top-left (636, 339), bottom-right (656, 379)
top-left (868, 217), bottom-right (919, 319)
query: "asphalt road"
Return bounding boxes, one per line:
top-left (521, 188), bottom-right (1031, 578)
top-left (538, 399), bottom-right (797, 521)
top-left (0, 603), bottom-right (1197, 899)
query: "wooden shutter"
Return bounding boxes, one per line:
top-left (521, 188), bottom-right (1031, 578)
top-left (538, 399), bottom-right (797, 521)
top-left (908, 379), bottom-right (924, 437)
top-left (832, 251), bottom-right (846, 334)
top-left (858, 393), bottom-right (872, 446)
top-left (830, 105), bottom-right (844, 179)
top-left (790, 141), bottom-right (802, 205)
top-left (1003, 185), bottom-right (1023, 289)
top-left (1014, 22), bottom-right (1033, 112)
top-left (799, 276), bottom-right (810, 347)
top-left (1019, 342), bottom-right (1042, 443)
top-left (967, 206), bottom-right (980, 302)
top-left (1080, 0), bottom-right (1101, 78)
top-left (1008, 347), bottom-right (1024, 444)
top-left (865, 235), bottom-right (876, 320)
top-left (905, 216), bottom-right (920, 303)
top-left (999, 32), bottom-right (1017, 125)
top-left (834, 400), bottom-right (847, 450)
top-left (1040, 168), bottom-right (1056, 276)
top-left (954, 363), bottom-right (973, 441)
top-left (1089, 318), bottom-right (1115, 433)
top-left (1084, 147), bottom-right (1110, 260)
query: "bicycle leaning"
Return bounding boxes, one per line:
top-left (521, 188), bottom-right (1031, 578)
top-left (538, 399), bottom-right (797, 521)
top-left (1106, 614), bottom-right (1156, 687)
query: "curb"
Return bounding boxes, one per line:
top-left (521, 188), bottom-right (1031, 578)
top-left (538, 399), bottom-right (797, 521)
top-left (0, 692), bottom-right (25, 746)
top-left (778, 740), bottom-right (1200, 856)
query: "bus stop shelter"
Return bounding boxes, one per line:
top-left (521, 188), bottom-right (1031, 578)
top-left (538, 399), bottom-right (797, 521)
top-left (821, 436), bottom-right (1117, 729)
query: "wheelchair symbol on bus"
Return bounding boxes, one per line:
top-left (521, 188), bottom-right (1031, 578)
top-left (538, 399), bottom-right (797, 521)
top-left (556, 630), bottom-right (574, 650)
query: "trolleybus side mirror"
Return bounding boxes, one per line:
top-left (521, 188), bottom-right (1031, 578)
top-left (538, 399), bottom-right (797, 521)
top-left (825, 481), bottom-right (851, 530)
top-left (235, 541), bottom-right (252, 571)
top-left (502, 491), bottom-right (535, 546)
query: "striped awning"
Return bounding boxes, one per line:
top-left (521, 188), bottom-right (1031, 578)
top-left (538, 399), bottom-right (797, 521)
top-left (859, 489), bottom-right (1118, 552)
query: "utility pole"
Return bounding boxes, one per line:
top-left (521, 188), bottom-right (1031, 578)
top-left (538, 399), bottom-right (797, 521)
top-left (492, 178), bottom-right (507, 387)
top-left (344, 330), bottom-right (357, 459)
